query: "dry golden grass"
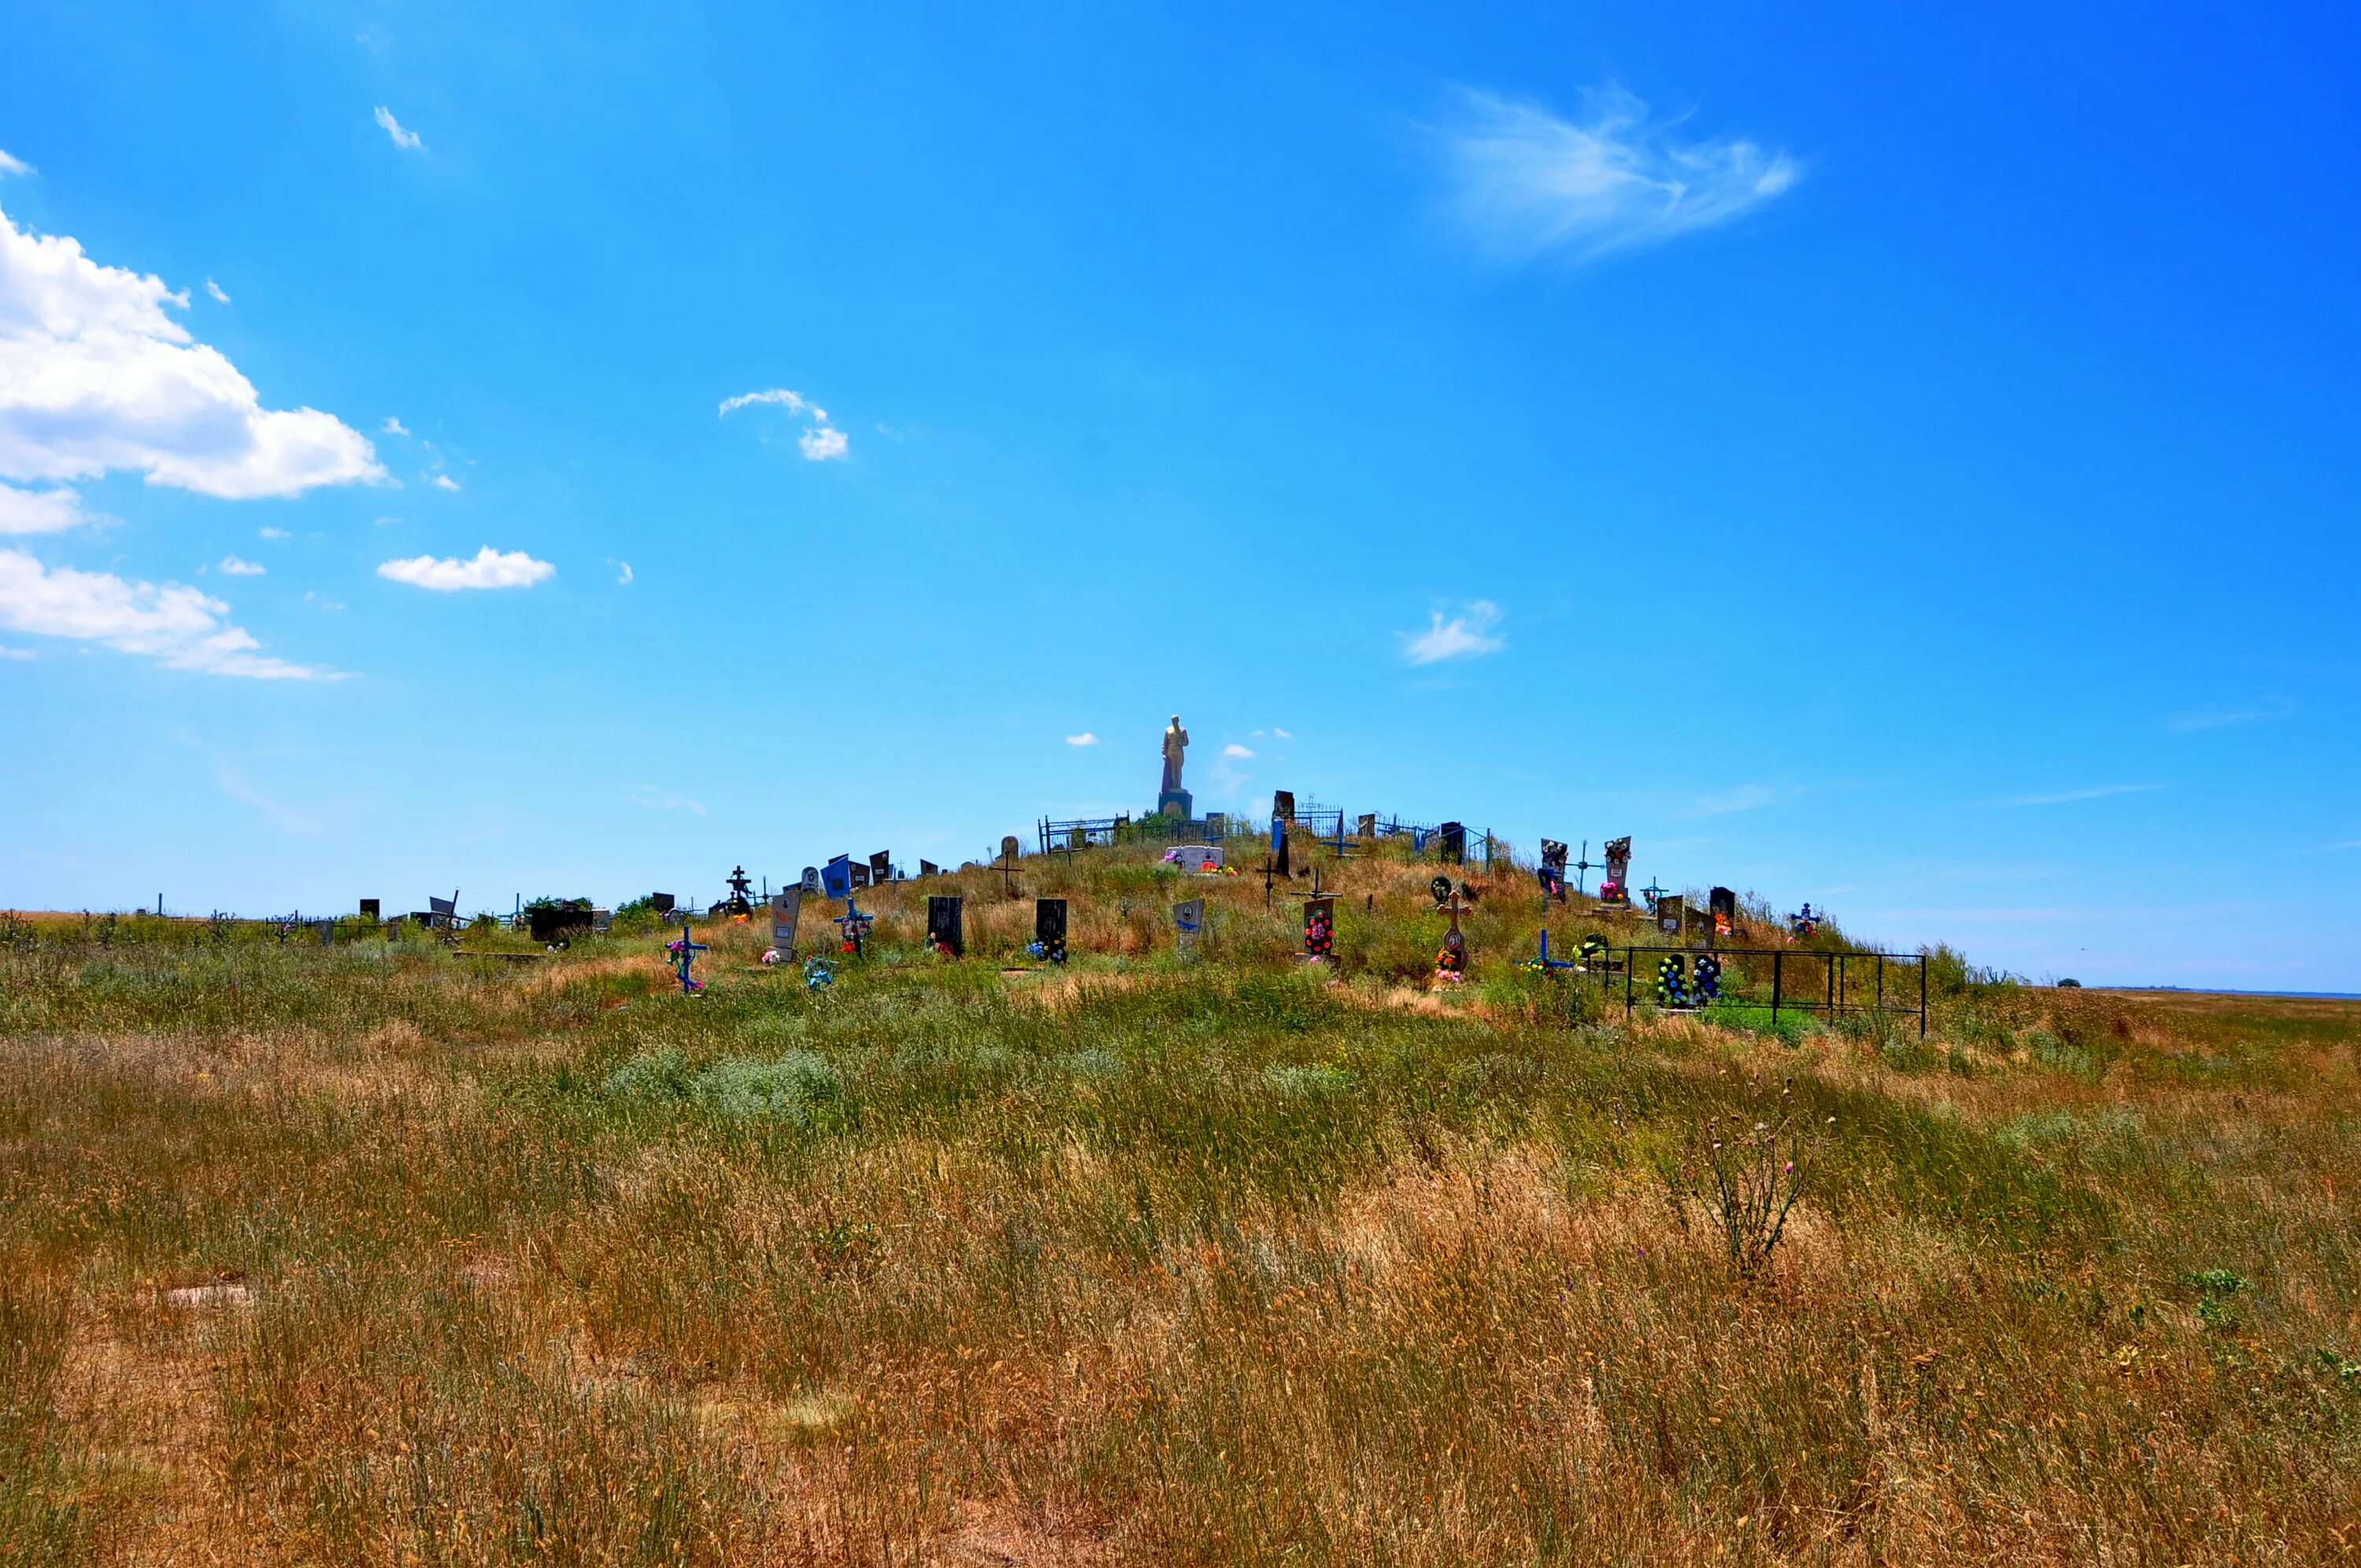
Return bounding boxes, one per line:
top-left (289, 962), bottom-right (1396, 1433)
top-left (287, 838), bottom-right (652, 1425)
top-left (1, 862), bottom-right (2355, 1564)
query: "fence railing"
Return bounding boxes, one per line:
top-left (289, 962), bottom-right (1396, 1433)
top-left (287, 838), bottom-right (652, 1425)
top-left (1592, 946), bottom-right (1927, 1037)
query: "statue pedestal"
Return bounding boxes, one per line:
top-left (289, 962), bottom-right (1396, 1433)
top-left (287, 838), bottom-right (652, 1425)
top-left (1157, 789), bottom-right (1193, 820)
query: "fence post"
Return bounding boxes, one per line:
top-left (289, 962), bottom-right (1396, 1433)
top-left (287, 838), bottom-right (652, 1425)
top-left (1772, 950), bottom-right (1783, 1028)
top-left (1919, 955), bottom-right (1928, 1039)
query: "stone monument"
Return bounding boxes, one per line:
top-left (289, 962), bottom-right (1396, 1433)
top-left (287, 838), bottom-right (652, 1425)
top-left (1157, 714), bottom-right (1192, 819)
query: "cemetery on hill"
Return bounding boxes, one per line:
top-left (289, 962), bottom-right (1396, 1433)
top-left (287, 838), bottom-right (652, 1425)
top-left (0, 714), bottom-right (2355, 1563)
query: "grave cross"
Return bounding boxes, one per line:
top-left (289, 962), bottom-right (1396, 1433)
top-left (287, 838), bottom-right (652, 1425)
top-left (667, 924), bottom-right (709, 994)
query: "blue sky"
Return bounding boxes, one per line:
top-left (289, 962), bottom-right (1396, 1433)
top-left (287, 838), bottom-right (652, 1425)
top-left (2, 2), bottom-right (2357, 988)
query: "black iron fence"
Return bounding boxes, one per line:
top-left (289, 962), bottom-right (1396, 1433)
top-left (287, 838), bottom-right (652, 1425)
top-left (1602, 946), bottom-right (1928, 1037)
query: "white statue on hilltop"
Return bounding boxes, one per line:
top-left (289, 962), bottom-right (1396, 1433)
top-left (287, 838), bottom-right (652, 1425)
top-left (1160, 714), bottom-right (1188, 795)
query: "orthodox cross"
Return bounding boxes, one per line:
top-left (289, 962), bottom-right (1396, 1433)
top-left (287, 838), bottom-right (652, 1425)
top-left (1572, 840), bottom-right (1595, 895)
top-left (667, 924), bottom-right (708, 994)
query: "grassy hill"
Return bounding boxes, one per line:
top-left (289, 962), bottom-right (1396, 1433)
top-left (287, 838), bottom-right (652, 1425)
top-left (1, 840), bottom-right (2356, 1564)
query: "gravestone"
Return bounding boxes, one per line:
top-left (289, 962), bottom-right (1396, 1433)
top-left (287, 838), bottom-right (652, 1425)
top-left (1539, 839), bottom-right (1569, 902)
top-left (919, 859), bottom-right (940, 879)
top-left (1657, 895), bottom-right (1685, 937)
top-left (1598, 838), bottom-right (1633, 906)
top-left (769, 889), bottom-right (804, 960)
top-left (1172, 898), bottom-right (1206, 946)
top-left (428, 895), bottom-right (456, 929)
top-left (1033, 898), bottom-right (1068, 964)
top-left (358, 898), bottom-right (381, 921)
top-left (1166, 845), bottom-right (1224, 872)
top-left (800, 867), bottom-right (821, 896)
top-left (1272, 790), bottom-right (1296, 825)
top-left (1438, 822), bottom-right (1466, 865)
top-left (869, 851), bottom-right (892, 886)
top-left (1710, 886), bottom-right (1738, 935)
top-left (1301, 895), bottom-right (1336, 964)
top-left (1204, 812), bottom-right (1228, 837)
top-left (926, 895), bottom-right (964, 957)
top-left (1270, 816), bottom-right (1291, 879)
top-left (1429, 875), bottom-right (1454, 907)
top-left (1357, 813), bottom-right (1377, 840)
top-left (848, 860), bottom-right (871, 890)
top-left (316, 920), bottom-right (335, 947)
top-left (822, 857), bottom-right (852, 899)
top-left (651, 893), bottom-right (677, 916)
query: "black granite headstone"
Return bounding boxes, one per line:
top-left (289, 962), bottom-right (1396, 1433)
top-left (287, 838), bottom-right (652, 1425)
top-left (927, 895), bottom-right (964, 957)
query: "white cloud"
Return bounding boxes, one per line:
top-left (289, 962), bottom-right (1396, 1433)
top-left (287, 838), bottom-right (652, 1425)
top-left (719, 388), bottom-right (817, 418)
top-left (1996, 784), bottom-right (2164, 808)
top-left (631, 784), bottom-right (707, 817)
top-left (0, 482), bottom-right (87, 534)
top-left (374, 106), bottom-right (424, 153)
top-left (204, 279), bottom-right (230, 304)
top-left (615, 560), bottom-right (633, 585)
top-left (1401, 600), bottom-right (1505, 665)
top-left (1432, 86), bottom-right (1797, 263)
top-left (382, 416), bottom-right (409, 437)
top-left (722, 386), bottom-right (848, 460)
top-left (1066, 732), bottom-right (1099, 747)
top-left (429, 472), bottom-right (460, 491)
top-left (258, 526), bottom-right (289, 539)
top-left (1273, 727), bottom-right (1294, 740)
top-left (1222, 743), bottom-right (1254, 758)
top-left (0, 151), bottom-right (32, 179)
top-left (2166, 699), bottom-right (2295, 732)
top-left (217, 555), bottom-right (264, 576)
top-left (376, 545), bottom-right (552, 592)
top-left (0, 547), bottom-right (324, 678)
top-left (0, 644), bottom-right (32, 659)
top-left (0, 200), bottom-right (384, 500)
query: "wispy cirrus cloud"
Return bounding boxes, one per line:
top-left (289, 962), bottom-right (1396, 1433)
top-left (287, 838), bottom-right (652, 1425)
top-left (2166, 697), bottom-right (2295, 732)
top-left (376, 546), bottom-right (552, 592)
top-left (1430, 86), bottom-right (1798, 264)
top-left (0, 547), bottom-right (326, 678)
top-left (630, 784), bottom-right (707, 817)
top-left (0, 150), bottom-right (33, 179)
top-left (1401, 600), bottom-right (1505, 665)
top-left (1993, 784), bottom-right (2164, 808)
top-left (374, 106), bottom-right (423, 153)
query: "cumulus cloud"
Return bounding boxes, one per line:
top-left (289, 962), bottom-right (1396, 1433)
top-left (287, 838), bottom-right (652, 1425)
top-left (1401, 600), bottom-right (1506, 664)
top-left (428, 472), bottom-right (460, 491)
top-left (382, 416), bottom-right (409, 437)
top-left (0, 201), bottom-right (383, 500)
top-left (1222, 743), bottom-right (1254, 758)
top-left (0, 482), bottom-right (87, 534)
top-left (1432, 86), bottom-right (1797, 263)
top-left (374, 106), bottom-right (423, 152)
top-left (721, 386), bottom-right (848, 460)
top-left (217, 555), bottom-right (264, 576)
top-left (376, 545), bottom-right (552, 592)
top-left (1066, 732), bottom-right (1099, 747)
top-left (0, 547), bottom-right (323, 677)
